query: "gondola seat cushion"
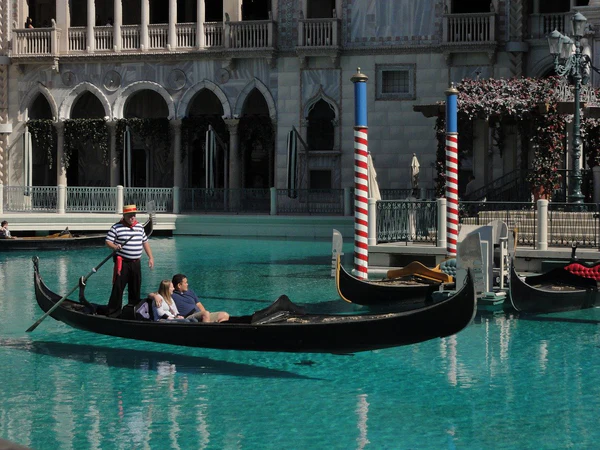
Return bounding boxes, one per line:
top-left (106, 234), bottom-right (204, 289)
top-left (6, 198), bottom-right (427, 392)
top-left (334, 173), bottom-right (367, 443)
top-left (439, 258), bottom-right (457, 277)
top-left (565, 263), bottom-right (600, 281)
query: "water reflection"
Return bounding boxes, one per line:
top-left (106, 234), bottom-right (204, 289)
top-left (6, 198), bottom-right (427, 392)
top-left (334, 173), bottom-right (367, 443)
top-left (0, 339), bottom-right (313, 380)
top-left (355, 394), bottom-right (370, 449)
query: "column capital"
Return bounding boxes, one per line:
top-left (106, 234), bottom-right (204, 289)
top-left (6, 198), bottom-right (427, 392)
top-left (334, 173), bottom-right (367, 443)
top-left (224, 118), bottom-right (240, 133)
top-left (53, 120), bottom-right (64, 132)
top-left (170, 118), bottom-right (183, 129)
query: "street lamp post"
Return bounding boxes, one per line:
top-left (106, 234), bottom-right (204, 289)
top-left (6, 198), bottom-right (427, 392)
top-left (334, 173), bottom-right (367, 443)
top-left (548, 12), bottom-right (589, 206)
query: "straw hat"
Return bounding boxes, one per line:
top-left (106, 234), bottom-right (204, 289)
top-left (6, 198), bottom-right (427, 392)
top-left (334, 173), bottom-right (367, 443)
top-left (123, 204), bottom-right (138, 215)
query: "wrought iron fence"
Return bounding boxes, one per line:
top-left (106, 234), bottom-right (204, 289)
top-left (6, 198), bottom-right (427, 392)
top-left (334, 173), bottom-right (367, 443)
top-left (276, 189), bottom-right (345, 214)
top-left (548, 203), bottom-right (599, 247)
top-left (460, 201), bottom-right (536, 246)
top-left (180, 188), bottom-right (271, 213)
top-left (66, 187), bottom-right (116, 212)
top-left (124, 188), bottom-right (172, 212)
top-left (3, 186), bottom-right (57, 212)
top-left (377, 200), bottom-right (438, 244)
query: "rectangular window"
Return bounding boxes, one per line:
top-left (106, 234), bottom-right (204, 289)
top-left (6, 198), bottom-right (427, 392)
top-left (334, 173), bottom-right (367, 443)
top-left (376, 64), bottom-right (415, 100)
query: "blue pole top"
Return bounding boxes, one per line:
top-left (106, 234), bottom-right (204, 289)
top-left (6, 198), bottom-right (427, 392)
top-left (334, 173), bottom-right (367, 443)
top-left (445, 84), bottom-right (458, 133)
top-left (351, 68), bottom-right (368, 127)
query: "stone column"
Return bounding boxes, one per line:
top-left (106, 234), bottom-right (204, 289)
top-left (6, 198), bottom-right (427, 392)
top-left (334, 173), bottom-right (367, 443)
top-left (171, 120), bottom-right (183, 188)
top-left (141, 0), bottom-right (149, 51)
top-left (114, 0), bottom-right (122, 51)
top-left (224, 118), bottom-right (240, 188)
top-left (56, 0), bottom-right (71, 53)
top-left (87, 0), bottom-right (96, 52)
top-left (168, 0), bottom-right (177, 50)
top-left (108, 121), bottom-right (119, 185)
top-left (196, 0), bottom-right (205, 48)
top-left (54, 121), bottom-right (67, 187)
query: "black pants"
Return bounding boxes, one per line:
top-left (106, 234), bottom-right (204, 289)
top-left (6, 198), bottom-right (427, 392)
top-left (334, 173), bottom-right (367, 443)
top-left (107, 258), bottom-right (142, 315)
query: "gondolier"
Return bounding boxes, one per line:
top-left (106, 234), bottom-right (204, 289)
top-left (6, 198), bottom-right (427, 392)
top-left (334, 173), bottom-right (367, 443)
top-left (103, 204), bottom-right (154, 316)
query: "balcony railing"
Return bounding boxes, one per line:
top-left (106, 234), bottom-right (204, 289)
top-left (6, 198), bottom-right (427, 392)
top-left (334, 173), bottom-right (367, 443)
top-left (10, 20), bottom-right (274, 57)
top-left (94, 25), bottom-right (114, 51)
top-left (227, 20), bottom-right (274, 49)
top-left (442, 12), bottom-right (496, 44)
top-left (298, 18), bottom-right (340, 47)
top-left (529, 13), bottom-right (570, 39)
top-left (12, 26), bottom-right (58, 56)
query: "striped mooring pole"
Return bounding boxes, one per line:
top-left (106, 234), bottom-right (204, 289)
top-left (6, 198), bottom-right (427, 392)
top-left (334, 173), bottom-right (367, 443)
top-left (445, 84), bottom-right (459, 258)
top-left (351, 68), bottom-right (369, 279)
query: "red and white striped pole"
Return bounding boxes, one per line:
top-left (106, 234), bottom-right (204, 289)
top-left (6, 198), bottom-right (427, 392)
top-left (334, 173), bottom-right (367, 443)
top-left (445, 84), bottom-right (459, 258)
top-left (351, 68), bottom-right (369, 279)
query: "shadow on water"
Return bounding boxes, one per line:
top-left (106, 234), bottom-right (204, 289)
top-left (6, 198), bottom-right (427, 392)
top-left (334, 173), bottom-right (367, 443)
top-left (515, 315), bottom-right (600, 325)
top-left (0, 339), bottom-right (317, 380)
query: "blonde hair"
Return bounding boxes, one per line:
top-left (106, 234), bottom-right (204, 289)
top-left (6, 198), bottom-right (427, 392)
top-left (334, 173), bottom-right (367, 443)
top-left (157, 280), bottom-right (173, 306)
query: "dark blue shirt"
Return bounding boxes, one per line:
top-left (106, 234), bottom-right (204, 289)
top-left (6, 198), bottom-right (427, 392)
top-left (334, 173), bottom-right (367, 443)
top-left (171, 289), bottom-right (200, 317)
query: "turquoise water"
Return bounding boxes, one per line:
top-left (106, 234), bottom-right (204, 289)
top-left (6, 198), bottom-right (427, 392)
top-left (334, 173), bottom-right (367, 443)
top-left (1, 236), bottom-right (600, 449)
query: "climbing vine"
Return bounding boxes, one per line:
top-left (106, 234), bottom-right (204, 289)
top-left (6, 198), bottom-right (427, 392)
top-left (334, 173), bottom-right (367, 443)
top-left (63, 119), bottom-right (109, 168)
top-left (27, 119), bottom-right (57, 168)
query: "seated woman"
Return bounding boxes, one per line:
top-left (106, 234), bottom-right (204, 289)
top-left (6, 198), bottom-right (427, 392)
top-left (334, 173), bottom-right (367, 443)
top-left (149, 280), bottom-right (197, 323)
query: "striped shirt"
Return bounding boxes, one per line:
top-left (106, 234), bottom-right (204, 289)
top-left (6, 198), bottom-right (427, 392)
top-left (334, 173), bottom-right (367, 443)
top-left (106, 222), bottom-right (148, 260)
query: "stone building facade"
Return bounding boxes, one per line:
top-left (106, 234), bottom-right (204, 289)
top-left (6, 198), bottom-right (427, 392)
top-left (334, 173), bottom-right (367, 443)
top-left (1, 0), bottom-right (599, 195)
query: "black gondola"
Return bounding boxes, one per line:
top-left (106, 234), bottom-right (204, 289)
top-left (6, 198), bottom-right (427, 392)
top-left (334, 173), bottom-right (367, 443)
top-left (32, 258), bottom-right (477, 354)
top-left (508, 261), bottom-right (600, 313)
top-left (0, 231), bottom-right (106, 251)
top-left (335, 256), bottom-right (451, 307)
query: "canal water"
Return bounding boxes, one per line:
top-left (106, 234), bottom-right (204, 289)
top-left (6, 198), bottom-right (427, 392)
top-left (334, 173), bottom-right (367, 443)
top-left (1, 236), bottom-right (599, 449)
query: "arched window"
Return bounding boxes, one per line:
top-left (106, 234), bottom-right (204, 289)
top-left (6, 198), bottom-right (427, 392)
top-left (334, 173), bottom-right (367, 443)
top-left (307, 99), bottom-right (335, 151)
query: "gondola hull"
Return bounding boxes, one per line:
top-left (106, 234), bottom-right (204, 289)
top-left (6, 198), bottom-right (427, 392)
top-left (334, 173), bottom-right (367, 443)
top-left (509, 263), bottom-right (600, 313)
top-left (1, 234), bottom-right (105, 251)
top-left (33, 259), bottom-right (477, 353)
top-left (335, 256), bottom-right (447, 307)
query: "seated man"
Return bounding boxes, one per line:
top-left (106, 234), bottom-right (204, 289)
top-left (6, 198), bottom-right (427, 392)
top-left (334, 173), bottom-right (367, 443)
top-left (171, 273), bottom-right (229, 323)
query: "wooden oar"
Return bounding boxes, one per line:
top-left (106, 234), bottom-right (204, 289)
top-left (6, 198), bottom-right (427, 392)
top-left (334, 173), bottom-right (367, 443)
top-left (27, 206), bottom-right (155, 332)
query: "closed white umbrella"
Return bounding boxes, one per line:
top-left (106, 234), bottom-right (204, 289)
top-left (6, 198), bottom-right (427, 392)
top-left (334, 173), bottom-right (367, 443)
top-left (410, 153), bottom-right (420, 190)
top-left (367, 153), bottom-right (381, 200)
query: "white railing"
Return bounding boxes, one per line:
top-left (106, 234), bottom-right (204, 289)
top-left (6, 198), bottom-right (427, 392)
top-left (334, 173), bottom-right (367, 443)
top-left (204, 22), bottom-right (223, 47)
top-left (298, 18), bottom-right (339, 47)
top-left (12, 28), bottom-right (55, 55)
top-left (124, 188), bottom-right (173, 213)
top-left (3, 186), bottom-right (57, 212)
top-left (176, 23), bottom-right (196, 48)
top-left (443, 13), bottom-right (496, 44)
top-left (68, 27), bottom-right (87, 52)
top-left (121, 25), bottom-right (141, 50)
top-left (529, 13), bottom-right (569, 39)
top-left (228, 20), bottom-right (273, 49)
top-left (66, 187), bottom-right (117, 212)
top-left (148, 24), bottom-right (168, 50)
top-left (10, 20), bottom-right (279, 56)
top-left (94, 25), bottom-right (114, 51)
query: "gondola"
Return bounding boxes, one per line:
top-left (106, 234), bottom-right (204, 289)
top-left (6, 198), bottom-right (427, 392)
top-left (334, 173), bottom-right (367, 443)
top-left (335, 256), bottom-right (456, 307)
top-left (508, 261), bottom-right (600, 313)
top-left (1, 229), bottom-right (106, 251)
top-left (32, 258), bottom-right (477, 354)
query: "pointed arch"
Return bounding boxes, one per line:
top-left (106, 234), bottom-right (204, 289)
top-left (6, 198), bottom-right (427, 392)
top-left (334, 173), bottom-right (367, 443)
top-left (112, 81), bottom-right (176, 119)
top-left (59, 82), bottom-right (111, 120)
top-left (20, 83), bottom-right (58, 120)
top-left (234, 78), bottom-right (276, 120)
top-left (531, 56), bottom-right (555, 79)
top-left (303, 86), bottom-right (339, 120)
top-left (177, 80), bottom-right (232, 119)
